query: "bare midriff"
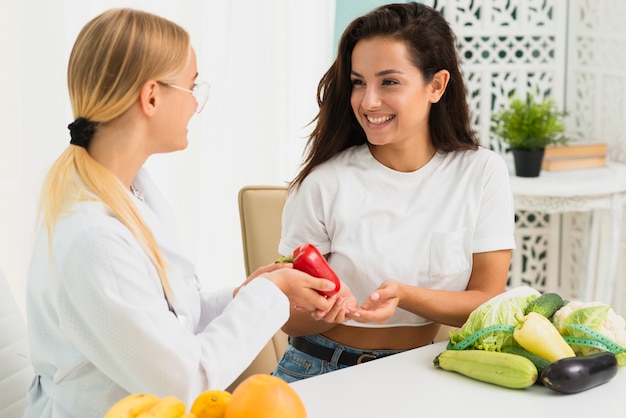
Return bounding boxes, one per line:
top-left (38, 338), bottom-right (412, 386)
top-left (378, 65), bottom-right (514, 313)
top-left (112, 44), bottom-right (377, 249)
top-left (321, 322), bottom-right (440, 351)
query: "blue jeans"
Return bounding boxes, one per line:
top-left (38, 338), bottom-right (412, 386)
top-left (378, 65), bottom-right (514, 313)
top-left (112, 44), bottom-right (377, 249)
top-left (272, 334), bottom-right (403, 383)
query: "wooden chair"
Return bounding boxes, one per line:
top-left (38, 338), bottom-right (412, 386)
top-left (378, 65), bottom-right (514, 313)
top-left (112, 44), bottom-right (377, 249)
top-left (228, 185), bottom-right (289, 391)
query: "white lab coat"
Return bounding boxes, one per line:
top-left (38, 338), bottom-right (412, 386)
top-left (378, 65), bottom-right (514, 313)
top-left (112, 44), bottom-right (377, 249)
top-left (24, 169), bottom-right (289, 418)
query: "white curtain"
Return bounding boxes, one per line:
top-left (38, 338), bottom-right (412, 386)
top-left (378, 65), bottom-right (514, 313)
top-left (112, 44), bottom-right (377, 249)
top-left (5, 0), bottom-right (336, 313)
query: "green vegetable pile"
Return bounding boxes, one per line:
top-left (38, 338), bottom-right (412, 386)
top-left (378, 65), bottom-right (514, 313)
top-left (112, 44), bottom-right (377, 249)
top-left (448, 286), bottom-right (626, 367)
top-left (439, 287), bottom-right (625, 393)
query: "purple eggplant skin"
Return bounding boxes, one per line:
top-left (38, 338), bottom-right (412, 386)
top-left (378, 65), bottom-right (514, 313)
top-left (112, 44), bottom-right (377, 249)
top-left (541, 352), bottom-right (618, 394)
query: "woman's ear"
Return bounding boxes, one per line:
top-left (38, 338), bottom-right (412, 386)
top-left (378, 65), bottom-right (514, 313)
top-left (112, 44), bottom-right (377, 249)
top-left (429, 69), bottom-right (450, 103)
top-left (139, 80), bottom-right (159, 116)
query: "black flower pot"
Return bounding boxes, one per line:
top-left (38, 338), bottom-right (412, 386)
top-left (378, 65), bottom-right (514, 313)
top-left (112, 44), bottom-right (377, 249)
top-left (512, 148), bottom-right (545, 177)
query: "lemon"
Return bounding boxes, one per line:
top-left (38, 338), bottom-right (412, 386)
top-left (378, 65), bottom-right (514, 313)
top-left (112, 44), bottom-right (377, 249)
top-left (191, 389), bottom-right (232, 418)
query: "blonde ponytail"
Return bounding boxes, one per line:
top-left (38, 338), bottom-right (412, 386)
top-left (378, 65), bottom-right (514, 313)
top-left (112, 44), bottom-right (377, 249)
top-left (40, 8), bottom-right (191, 303)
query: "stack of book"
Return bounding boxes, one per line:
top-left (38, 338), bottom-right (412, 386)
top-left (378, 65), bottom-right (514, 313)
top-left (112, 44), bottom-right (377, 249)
top-left (542, 143), bottom-right (608, 171)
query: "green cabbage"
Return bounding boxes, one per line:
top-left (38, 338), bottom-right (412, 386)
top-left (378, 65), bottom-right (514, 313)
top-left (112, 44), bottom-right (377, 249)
top-left (558, 305), bottom-right (610, 347)
top-left (554, 302), bottom-right (626, 366)
top-left (448, 286), bottom-right (540, 351)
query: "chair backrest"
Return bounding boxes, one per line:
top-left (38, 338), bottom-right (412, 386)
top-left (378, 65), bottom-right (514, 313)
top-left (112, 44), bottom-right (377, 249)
top-left (238, 185), bottom-right (288, 276)
top-left (229, 186), bottom-right (288, 392)
top-left (0, 269), bottom-right (33, 418)
top-left (434, 324), bottom-right (457, 343)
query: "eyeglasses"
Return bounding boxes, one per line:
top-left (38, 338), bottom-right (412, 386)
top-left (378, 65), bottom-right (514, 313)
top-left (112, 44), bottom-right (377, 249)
top-left (158, 80), bottom-right (210, 113)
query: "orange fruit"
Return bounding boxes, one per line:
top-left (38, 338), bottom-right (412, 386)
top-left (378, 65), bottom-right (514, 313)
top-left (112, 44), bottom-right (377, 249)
top-left (224, 374), bottom-right (307, 418)
top-left (191, 389), bottom-right (232, 418)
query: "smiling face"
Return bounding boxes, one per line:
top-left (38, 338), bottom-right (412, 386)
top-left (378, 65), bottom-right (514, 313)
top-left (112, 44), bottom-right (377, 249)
top-left (151, 48), bottom-right (199, 153)
top-left (350, 37), bottom-right (440, 149)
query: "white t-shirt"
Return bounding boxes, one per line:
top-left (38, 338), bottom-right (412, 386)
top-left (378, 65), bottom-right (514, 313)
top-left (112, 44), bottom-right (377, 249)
top-left (279, 144), bottom-right (515, 328)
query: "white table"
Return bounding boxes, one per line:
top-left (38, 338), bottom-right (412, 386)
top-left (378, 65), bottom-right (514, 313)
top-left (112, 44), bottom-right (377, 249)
top-left (509, 162), bottom-right (626, 311)
top-left (290, 341), bottom-right (625, 418)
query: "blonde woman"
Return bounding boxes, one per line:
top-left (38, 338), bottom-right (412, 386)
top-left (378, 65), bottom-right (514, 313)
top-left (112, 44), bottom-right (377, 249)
top-left (24, 8), bottom-right (336, 417)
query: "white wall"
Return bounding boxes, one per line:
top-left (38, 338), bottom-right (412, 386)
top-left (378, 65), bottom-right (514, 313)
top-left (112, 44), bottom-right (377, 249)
top-left (0, 0), bottom-right (336, 315)
top-left (5, 0), bottom-right (625, 318)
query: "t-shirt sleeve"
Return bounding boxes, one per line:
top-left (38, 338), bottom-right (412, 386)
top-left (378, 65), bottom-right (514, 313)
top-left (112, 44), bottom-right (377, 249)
top-left (473, 152), bottom-right (516, 253)
top-left (279, 170), bottom-right (335, 256)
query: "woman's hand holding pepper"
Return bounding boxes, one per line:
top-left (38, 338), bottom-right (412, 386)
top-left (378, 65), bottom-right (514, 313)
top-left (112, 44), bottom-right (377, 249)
top-left (234, 261), bottom-right (335, 313)
top-left (264, 267), bottom-right (337, 313)
top-left (347, 279), bottom-right (400, 324)
top-left (311, 280), bottom-right (358, 323)
top-left (233, 261), bottom-right (294, 297)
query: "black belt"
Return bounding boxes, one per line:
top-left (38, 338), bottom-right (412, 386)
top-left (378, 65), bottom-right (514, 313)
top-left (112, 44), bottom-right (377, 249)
top-left (290, 336), bottom-right (380, 366)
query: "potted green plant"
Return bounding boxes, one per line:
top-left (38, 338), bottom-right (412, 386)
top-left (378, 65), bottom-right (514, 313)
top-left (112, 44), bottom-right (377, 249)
top-left (491, 92), bottom-right (569, 177)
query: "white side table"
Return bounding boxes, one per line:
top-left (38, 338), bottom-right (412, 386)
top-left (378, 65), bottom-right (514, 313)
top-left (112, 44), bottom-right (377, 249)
top-left (509, 162), bottom-right (626, 310)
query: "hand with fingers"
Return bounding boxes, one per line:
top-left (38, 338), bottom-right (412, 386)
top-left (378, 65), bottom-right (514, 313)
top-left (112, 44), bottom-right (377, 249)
top-left (347, 279), bottom-right (400, 324)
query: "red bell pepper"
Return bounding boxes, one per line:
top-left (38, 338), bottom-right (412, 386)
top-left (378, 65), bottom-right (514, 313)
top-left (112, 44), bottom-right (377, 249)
top-left (276, 243), bottom-right (341, 297)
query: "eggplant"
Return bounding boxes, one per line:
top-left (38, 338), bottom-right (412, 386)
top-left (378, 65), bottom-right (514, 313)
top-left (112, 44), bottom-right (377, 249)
top-left (541, 351), bottom-right (618, 394)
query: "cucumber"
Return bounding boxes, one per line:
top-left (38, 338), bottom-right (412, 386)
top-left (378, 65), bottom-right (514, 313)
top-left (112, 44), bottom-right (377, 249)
top-left (524, 292), bottom-right (564, 319)
top-left (502, 345), bottom-right (550, 375)
top-left (434, 349), bottom-right (538, 389)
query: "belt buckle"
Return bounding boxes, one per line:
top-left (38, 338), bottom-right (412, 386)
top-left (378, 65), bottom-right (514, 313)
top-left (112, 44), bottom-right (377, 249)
top-left (356, 353), bottom-right (377, 364)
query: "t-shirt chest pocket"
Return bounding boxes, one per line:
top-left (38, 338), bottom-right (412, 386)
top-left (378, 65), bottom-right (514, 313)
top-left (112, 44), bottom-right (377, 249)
top-left (428, 228), bottom-right (470, 279)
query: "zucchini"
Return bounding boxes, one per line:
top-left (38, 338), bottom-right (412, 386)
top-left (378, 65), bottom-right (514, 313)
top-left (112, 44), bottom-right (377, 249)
top-left (524, 292), bottom-right (564, 319)
top-left (434, 349), bottom-right (538, 389)
top-left (502, 345), bottom-right (550, 375)
top-left (541, 351), bottom-right (618, 394)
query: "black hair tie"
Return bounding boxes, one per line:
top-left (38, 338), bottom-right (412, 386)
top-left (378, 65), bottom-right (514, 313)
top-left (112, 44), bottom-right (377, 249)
top-left (68, 117), bottom-right (95, 149)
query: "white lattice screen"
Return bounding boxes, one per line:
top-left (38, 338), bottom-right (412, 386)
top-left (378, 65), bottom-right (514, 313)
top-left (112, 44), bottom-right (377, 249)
top-left (426, 0), bottom-right (626, 302)
top-left (430, 0), bottom-right (567, 154)
top-left (566, 0), bottom-right (626, 163)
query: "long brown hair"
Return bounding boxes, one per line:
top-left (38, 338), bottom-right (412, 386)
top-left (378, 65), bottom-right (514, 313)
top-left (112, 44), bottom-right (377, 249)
top-left (291, 2), bottom-right (478, 190)
top-left (39, 8), bottom-right (190, 300)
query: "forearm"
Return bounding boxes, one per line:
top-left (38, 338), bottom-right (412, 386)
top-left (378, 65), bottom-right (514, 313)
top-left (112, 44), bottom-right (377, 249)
top-left (398, 250), bottom-right (512, 327)
top-left (397, 287), bottom-right (496, 328)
